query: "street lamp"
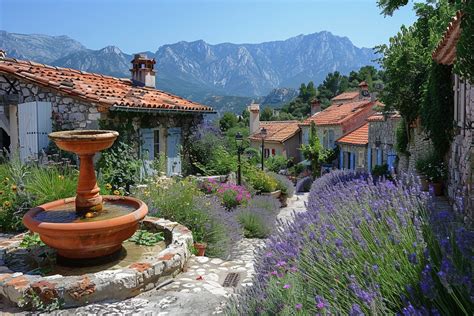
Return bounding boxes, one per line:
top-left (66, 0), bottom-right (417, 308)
top-left (260, 127), bottom-right (267, 171)
top-left (235, 132), bottom-right (244, 185)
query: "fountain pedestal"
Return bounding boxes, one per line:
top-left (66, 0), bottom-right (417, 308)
top-left (22, 130), bottom-right (148, 260)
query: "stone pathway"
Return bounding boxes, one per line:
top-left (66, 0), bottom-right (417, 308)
top-left (0, 193), bottom-right (309, 315)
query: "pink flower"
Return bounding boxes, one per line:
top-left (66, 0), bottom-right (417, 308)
top-left (316, 302), bottom-right (325, 309)
top-left (295, 303), bottom-right (302, 310)
top-left (283, 284), bottom-right (291, 289)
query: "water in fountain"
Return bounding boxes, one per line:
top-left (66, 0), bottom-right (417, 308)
top-left (33, 200), bottom-right (135, 223)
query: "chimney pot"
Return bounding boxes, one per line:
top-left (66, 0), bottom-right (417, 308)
top-left (310, 98), bottom-right (321, 116)
top-left (248, 103), bottom-right (260, 135)
top-left (130, 54), bottom-right (156, 88)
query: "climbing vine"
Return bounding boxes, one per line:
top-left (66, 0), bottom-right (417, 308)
top-left (455, 0), bottom-right (474, 82)
top-left (421, 62), bottom-right (454, 159)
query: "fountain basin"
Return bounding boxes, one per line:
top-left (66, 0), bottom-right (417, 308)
top-left (48, 130), bottom-right (118, 155)
top-left (23, 196), bottom-right (148, 259)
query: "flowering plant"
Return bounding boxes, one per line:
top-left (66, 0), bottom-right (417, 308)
top-left (216, 183), bottom-right (251, 209)
top-left (199, 178), bottom-right (220, 194)
top-left (415, 154), bottom-right (447, 182)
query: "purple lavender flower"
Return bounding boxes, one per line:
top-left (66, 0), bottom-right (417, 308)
top-left (295, 303), bottom-right (302, 310)
top-left (283, 283), bottom-right (291, 289)
top-left (349, 304), bottom-right (365, 316)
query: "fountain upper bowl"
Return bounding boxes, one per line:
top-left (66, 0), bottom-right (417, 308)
top-left (49, 130), bottom-right (119, 155)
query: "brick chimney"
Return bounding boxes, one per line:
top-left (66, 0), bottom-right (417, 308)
top-left (358, 81), bottom-right (370, 100)
top-left (310, 98), bottom-right (321, 116)
top-left (130, 54), bottom-right (156, 88)
top-left (248, 103), bottom-right (260, 135)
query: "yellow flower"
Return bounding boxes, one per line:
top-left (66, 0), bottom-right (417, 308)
top-left (105, 183), bottom-right (113, 190)
top-left (58, 175), bottom-right (64, 180)
top-left (11, 185), bottom-right (17, 191)
top-left (113, 190), bottom-right (120, 196)
top-left (3, 201), bottom-right (11, 208)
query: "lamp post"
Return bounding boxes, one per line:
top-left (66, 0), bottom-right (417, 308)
top-left (260, 127), bottom-right (267, 171)
top-left (235, 132), bottom-right (243, 185)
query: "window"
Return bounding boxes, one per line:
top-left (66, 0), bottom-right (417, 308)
top-left (264, 148), bottom-right (270, 158)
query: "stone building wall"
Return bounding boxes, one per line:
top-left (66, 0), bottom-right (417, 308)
top-left (368, 116), bottom-right (401, 170)
top-left (447, 79), bottom-right (473, 223)
top-left (397, 125), bottom-right (433, 173)
top-left (0, 74), bottom-right (103, 131)
top-left (338, 143), bottom-right (367, 170)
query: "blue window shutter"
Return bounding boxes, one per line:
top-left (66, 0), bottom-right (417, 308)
top-left (367, 148), bottom-right (372, 172)
top-left (350, 152), bottom-right (355, 170)
top-left (339, 150), bottom-right (343, 169)
top-left (141, 128), bottom-right (154, 160)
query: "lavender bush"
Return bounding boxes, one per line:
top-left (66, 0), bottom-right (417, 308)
top-left (229, 171), bottom-right (472, 315)
top-left (236, 195), bottom-right (280, 239)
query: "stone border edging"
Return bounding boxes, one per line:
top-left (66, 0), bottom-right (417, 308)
top-left (0, 217), bottom-right (193, 309)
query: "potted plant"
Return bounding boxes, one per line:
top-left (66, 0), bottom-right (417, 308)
top-left (247, 169), bottom-right (280, 197)
top-left (424, 160), bottom-right (447, 196)
top-left (193, 242), bottom-right (207, 256)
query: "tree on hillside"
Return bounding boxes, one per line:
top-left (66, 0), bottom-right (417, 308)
top-left (260, 106), bottom-right (274, 121)
top-left (219, 112), bottom-right (238, 132)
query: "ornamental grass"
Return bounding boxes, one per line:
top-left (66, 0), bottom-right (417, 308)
top-left (230, 170), bottom-right (473, 315)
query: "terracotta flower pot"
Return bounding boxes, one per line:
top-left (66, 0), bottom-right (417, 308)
top-left (194, 242), bottom-right (207, 256)
top-left (279, 193), bottom-right (288, 208)
top-left (429, 182), bottom-right (444, 196)
top-left (419, 176), bottom-right (429, 192)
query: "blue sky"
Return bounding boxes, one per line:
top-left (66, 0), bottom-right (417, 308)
top-left (0, 0), bottom-right (417, 53)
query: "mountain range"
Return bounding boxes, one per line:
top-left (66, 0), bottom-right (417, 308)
top-left (0, 30), bottom-right (378, 112)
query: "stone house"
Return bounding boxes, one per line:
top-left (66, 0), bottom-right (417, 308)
top-left (366, 112), bottom-right (401, 172)
top-left (248, 104), bottom-right (301, 162)
top-left (0, 52), bottom-right (215, 176)
top-left (432, 11), bottom-right (473, 218)
top-left (336, 122), bottom-right (368, 170)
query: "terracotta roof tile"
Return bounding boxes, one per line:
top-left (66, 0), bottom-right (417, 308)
top-left (304, 100), bottom-right (376, 126)
top-left (336, 123), bottom-right (369, 145)
top-left (0, 58), bottom-right (215, 113)
top-left (433, 11), bottom-right (462, 65)
top-left (249, 121), bottom-right (300, 143)
top-left (331, 91), bottom-right (359, 101)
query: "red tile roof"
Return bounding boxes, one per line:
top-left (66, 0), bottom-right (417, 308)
top-left (303, 100), bottom-right (376, 126)
top-left (331, 91), bottom-right (359, 102)
top-left (249, 121), bottom-right (300, 143)
top-left (432, 11), bottom-right (462, 65)
top-left (336, 123), bottom-right (368, 145)
top-left (0, 57), bottom-right (215, 113)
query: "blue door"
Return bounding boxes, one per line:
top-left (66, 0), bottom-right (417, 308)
top-left (167, 127), bottom-right (182, 176)
top-left (387, 150), bottom-right (397, 173)
top-left (367, 148), bottom-right (372, 172)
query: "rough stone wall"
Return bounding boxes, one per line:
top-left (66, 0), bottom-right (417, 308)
top-left (0, 74), bottom-right (103, 130)
top-left (447, 79), bottom-right (473, 222)
top-left (339, 143), bottom-right (367, 170)
top-left (398, 125), bottom-right (433, 173)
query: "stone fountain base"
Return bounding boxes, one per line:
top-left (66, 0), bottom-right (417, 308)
top-left (0, 218), bottom-right (193, 310)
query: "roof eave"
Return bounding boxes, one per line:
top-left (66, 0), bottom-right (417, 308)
top-left (110, 105), bottom-right (216, 114)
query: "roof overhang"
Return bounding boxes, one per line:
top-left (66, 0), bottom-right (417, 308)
top-left (110, 105), bottom-right (216, 114)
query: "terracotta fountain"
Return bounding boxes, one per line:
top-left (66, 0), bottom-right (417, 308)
top-left (23, 130), bottom-right (148, 260)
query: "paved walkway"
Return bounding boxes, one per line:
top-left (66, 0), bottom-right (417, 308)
top-left (0, 193), bottom-right (309, 315)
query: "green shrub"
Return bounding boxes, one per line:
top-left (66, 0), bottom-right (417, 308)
top-left (97, 141), bottom-right (141, 192)
top-left (237, 211), bottom-right (270, 238)
top-left (245, 167), bottom-right (278, 193)
top-left (265, 155), bottom-right (289, 173)
top-left (26, 166), bottom-right (78, 205)
top-left (415, 153), bottom-right (447, 182)
top-left (371, 164), bottom-right (391, 179)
